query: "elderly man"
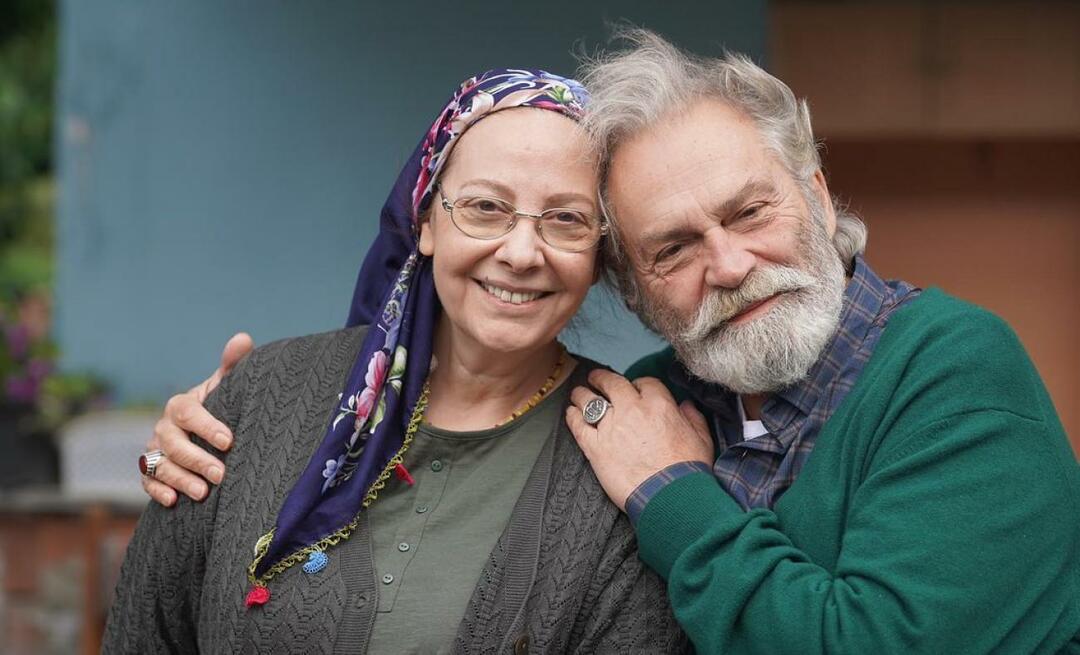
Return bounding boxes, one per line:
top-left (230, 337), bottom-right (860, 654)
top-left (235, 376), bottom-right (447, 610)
top-left (139, 31), bottom-right (1078, 654)
top-left (561, 31), bottom-right (1079, 653)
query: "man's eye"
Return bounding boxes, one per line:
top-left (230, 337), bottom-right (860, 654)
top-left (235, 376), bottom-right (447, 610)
top-left (655, 243), bottom-right (684, 262)
top-left (737, 203), bottom-right (765, 220)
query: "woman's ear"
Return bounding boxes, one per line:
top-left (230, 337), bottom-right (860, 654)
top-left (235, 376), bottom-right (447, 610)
top-left (417, 201), bottom-right (436, 256)
top-left (418, 219), bottom-right (434, 256)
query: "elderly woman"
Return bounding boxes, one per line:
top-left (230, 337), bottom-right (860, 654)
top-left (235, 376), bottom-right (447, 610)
top-left (104, 69), bottom-right (686, 654)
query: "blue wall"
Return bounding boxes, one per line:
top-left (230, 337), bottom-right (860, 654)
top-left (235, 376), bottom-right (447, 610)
top-left (56, 1), bottom-right (765, 402)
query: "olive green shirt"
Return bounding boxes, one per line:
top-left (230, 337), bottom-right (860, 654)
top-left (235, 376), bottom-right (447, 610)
top-left (365, 378), bottom-right (567, 653)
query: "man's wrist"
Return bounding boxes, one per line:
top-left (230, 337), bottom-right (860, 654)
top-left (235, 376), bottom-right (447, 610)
top-left (625, 460), bottom-right (714, 525)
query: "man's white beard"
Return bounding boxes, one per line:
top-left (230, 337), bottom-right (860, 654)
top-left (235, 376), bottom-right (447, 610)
top-left (640, 203), bottom-right (847, 394)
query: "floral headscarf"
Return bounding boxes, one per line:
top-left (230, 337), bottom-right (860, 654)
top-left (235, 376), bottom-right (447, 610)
top-left (245, 69), bottom-right (589, 603)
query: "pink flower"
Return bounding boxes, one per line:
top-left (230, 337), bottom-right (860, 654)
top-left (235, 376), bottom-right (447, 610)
top-left (5, 324), bottom-right (29, 359)
top-left (355, 387), bottom-right (377, 425)
top-left (5, 375), bottom-right (37, 404)
top-left (365, 351), bottom-right (388, 390)
top-left (27, 358), bottom-right (52, 381)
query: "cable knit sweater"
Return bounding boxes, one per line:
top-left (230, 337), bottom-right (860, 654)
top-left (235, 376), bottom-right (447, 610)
top-left (103, 326), bottom-right (688, 654)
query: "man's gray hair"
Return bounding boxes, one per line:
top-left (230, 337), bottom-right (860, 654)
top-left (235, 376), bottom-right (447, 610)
top-left (578, 28), bottom-right (867, 307)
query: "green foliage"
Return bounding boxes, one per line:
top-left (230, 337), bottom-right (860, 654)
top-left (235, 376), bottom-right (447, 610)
top-left (36, 369), bottom-right (110, 432)
top-left (0, 0), bottom-right (56, 248)
top-left (0, 3), bottom-right (110, 431)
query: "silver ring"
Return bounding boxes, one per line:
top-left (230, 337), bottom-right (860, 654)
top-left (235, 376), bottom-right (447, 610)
top-left (582, 397), bottom-right (611, 425)
top-left (139, 450), bottom-right (166, 477)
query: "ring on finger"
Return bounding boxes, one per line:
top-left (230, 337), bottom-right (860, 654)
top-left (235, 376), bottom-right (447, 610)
top-left (138, 449), bottom-right (166, 478)
top-left (582, 397), bottom-right (611, 426)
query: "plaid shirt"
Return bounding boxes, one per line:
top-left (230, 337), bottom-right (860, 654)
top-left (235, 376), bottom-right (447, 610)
top-left (626, 256), bottom-right (921, 523)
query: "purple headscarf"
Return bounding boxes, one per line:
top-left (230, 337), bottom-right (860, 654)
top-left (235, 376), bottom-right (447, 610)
top-left (246, 69), bottom-right (590, 600)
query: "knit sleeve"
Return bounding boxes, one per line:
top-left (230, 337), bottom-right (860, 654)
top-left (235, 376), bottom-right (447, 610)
top-left (101, 350), bottom-right (253, 653)
top-left (568, 512), bottom-right (690, 654)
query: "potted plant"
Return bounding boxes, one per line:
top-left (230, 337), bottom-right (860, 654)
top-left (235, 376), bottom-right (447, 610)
top-left (1, 287), bottom-right (108, 490)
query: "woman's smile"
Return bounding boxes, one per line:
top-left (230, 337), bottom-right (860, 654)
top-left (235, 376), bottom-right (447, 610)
top-left (477, 279), bottom-right (553, 306)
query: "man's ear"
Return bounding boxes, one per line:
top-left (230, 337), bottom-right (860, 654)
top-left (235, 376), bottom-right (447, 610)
top-left (810, 169), bottom-right (837, 236)
top-left (418, 217), bottom-right (434, 256)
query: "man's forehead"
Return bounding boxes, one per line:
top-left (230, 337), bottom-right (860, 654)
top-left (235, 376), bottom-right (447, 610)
top-left (607, 103), bottom-right (771, 194)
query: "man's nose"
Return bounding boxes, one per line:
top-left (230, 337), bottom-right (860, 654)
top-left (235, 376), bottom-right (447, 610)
top-left (702, 227), bottom-right (754, 289)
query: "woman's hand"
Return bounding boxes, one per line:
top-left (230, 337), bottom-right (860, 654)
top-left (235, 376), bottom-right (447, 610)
top-left (141, 333), bottom-right (254, 506)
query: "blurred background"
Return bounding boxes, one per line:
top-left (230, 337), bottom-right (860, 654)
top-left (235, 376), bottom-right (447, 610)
top-left (1, 1), bottom-right (1076, 652)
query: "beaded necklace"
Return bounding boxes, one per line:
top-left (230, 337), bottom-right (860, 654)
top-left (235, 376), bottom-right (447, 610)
top-left (391, 345), bottom-right (566, 483)
top-left (494, 346), bottom-right (568, 427)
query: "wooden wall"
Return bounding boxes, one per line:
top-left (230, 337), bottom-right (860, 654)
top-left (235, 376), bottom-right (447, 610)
top-left (771, 2), bottom-right (1079, 452)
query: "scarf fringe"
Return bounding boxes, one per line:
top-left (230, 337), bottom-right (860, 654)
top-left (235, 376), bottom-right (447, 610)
top-left (246, 382), bottom-right (431, 588)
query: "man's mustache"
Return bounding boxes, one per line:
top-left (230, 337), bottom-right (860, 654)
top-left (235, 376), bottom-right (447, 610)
top-left (682, 266), bottom-right (817, 340)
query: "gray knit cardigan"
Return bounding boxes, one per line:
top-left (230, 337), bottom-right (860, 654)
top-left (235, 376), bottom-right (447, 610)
top-left (103, 326), bottom-right (689, 654)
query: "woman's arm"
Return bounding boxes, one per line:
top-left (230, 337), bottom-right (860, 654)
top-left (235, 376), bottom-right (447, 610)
top-left (103, 351), bottom-right (249, 652)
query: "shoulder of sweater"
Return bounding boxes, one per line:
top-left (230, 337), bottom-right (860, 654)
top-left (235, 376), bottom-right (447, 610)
top-left (874, 287), bottom-right (1041, 412)
top-left (206, 325), bottom-right (368, 424)
top-left (549, 356), bottom-right (624, 520)
top-left (892, 287), bottom-right (1014, 337)
top-left (857, 288), bottom-right (1070, 460)
top-left (243, 325), bottom-right (369, 370)
top-left (624, 346), bottom-right (676, 381)
top-left (568, 351), bottom-right (613, 376)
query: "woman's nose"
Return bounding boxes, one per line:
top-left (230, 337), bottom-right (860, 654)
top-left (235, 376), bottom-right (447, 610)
top-left (494, 218), bottom-right (546, 271)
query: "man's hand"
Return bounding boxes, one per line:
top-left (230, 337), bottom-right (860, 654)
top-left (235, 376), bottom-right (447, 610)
top-left (141, 332), bottom-right (254, 506)
top-left (566, 370), bottom-right (714, 512)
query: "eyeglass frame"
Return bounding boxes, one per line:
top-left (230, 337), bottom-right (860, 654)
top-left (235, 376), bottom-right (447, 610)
top-left (436, 186), bottom-right (608, 253)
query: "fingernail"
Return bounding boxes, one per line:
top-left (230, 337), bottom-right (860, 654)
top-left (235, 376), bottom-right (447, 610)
top-left (189, 483), bottom-right (206, 499)
top-left (208, 466), bottom-right (224, 484)
top-left (214, 431), bottom-right (231, 449)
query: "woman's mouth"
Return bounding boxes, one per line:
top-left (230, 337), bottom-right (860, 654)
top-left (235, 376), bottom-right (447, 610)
top-left (479, 281), bottom-right (549, 305)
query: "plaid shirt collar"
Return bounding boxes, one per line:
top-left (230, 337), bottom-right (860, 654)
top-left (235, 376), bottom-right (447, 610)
top-left (670, 254), bottom-right (896, 444)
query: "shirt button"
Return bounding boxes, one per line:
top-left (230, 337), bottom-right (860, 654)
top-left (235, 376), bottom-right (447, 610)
top-left (513, 634), bottom-right (529, 654)
top-left (430, 460), bottom-right (444, 472)
top-left (397, 542), bottom-right (410, 552)
top-left (381, 573), bottom-right (394, 585)
top-left (416, 505), bottom-right (428, 514)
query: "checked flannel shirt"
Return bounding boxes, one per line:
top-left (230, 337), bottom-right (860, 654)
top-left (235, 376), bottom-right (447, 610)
top-left (626, 256), bottom-right (921, 522)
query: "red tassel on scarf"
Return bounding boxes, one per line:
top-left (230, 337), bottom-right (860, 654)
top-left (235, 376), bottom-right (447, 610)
top-left (245, 585), bottom-right (270, 608)
top-left (394, 463), bottom-right (415, 486)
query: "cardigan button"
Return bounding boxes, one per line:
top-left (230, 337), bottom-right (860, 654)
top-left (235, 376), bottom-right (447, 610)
top-left (513, 634), bottom-right (529, 654)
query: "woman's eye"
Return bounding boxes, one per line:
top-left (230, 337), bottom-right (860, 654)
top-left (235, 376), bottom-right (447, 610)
top-left (475, 200), bottom-right (501, 213)
top-left (552, 211), bottom-right (585, 225)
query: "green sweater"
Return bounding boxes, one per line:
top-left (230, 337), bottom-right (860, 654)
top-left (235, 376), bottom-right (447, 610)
top-left (631, 289), bottom-right (1080, 654)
